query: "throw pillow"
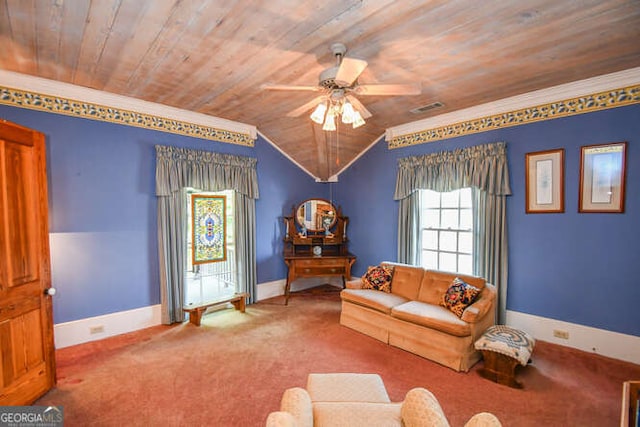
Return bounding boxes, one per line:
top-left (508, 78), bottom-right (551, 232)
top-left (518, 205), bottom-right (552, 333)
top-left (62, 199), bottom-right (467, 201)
top-left (441, 277), bottom-right (480, 318)
top-left (361, 265), bottom-right (394, 293)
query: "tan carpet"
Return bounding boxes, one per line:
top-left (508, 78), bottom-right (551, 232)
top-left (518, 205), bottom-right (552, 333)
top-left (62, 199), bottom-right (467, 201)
top-left (37, 290), bottom-right (640, 426)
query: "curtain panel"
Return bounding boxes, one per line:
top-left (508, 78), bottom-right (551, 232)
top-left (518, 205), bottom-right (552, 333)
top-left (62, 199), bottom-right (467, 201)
top-left (155, 145), bottom-right (259, 324)
top-left (394, 141), bottom-right (511, 323)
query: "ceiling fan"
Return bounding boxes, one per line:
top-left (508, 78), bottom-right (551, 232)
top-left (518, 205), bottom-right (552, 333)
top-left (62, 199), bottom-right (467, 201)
top-left (261, 43), bottom-right (421, 130)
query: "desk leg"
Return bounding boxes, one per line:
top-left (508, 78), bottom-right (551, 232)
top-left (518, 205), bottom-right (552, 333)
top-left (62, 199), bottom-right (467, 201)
top-left (284, 262), bottom-right (293, 306)
top-left (284, 276), bottom-right (291, 305)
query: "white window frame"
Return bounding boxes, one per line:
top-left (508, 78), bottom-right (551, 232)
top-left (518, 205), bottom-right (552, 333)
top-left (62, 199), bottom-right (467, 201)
top-left (419, 188), bottom-right (473, 275)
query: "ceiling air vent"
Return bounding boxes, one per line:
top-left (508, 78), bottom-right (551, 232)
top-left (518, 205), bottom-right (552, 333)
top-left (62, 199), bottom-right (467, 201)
top-left (410, 101), bottom-right (444, 114)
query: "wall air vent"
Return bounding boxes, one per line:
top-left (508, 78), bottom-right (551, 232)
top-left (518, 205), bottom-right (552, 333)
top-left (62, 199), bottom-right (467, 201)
top-left (410, 101), bottom-right (444, 114)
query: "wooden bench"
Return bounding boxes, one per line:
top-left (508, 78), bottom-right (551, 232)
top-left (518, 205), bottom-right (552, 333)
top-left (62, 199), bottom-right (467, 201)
top-left (183, 292), bottom-right (249, 326)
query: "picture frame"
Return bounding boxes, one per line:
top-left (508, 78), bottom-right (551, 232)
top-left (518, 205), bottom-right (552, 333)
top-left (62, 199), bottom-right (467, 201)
top-left (579, 142), bottom-right (627, 213)
top-left (525, 149), bottom-right (565, 213)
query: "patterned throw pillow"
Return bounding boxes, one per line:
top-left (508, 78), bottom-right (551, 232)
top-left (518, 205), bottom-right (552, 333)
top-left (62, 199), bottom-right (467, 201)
top-left (361, 265), bottom-right (394, 293)
top-left (441, 277), bottom-right (480, 318)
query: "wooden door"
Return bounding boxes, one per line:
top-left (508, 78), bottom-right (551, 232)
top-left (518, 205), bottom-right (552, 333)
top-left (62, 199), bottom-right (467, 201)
top-left (0, 120), bottom-right (55, 404)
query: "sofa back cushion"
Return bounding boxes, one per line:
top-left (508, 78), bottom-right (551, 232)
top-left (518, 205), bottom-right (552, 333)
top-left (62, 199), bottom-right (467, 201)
top-left (417, 270), bottom-right (486, 305)
top-left (381, 262), bottom-right (424, 300)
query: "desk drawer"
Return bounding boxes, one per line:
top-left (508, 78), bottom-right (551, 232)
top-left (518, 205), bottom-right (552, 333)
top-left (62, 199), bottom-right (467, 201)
top-left (296, 258), bottom-right (344, 267)
top-left (297, 266), bottom-right (346, 276)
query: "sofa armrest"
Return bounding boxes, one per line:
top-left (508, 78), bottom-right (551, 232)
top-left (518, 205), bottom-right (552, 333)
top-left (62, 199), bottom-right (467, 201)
top-left (266, 411), bottom-right (297, 427)
top-left (345, 278), bottom-right (363, 289)
top-left (400, 388), bottom-right (450, 427)
top-left (461, 283), bottom-right (496, 323)
top-left (279, 387), bottom-right (313, 427)
top-left (463, 412), bottom-right (502, 427)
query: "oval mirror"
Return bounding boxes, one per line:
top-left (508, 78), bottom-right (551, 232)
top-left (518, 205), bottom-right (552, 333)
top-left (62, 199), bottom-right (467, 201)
top-left (296, 198), bottom-right (337, 232)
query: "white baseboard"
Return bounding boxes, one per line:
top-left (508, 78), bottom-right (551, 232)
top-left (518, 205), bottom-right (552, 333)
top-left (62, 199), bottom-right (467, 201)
top-left (54, 305), bottom-right (162, 349)
top-left (506, 310), bottom-right (640, 365)
top-left (256, 279), bottom-right (286, 301)
top-left (54, 279), bottom-right (337, 348)
top-left (55, 295), bottom-right (638, 365)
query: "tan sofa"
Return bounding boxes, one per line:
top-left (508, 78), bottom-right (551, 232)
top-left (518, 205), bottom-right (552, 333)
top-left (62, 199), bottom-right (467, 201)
top-left (340, 262), bottom-right (496, 372)
top-left (266, 373), bottom-right (502, 427)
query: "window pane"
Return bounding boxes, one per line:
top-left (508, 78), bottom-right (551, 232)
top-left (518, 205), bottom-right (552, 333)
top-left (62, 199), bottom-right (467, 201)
top-left (458, 254), bottom-right (473, 275)
top-left (422, 229), bottom-right (438, 250)
top-left (460, 187), bottom-right (472, 208)
top-left (441, 209), bottom-right (459, 229)
top-left (422, 250), bottom-right (438, 269)
top-left (423, 209), bottom-right (440, 228)
top-left (459, 231), bottom-right (472, 253)
top-left (441, 190), bottom-right (459, 208)
top-left (422, 190), bottom-right (440, 208)
top-left (439, 252), bottom-right (457, 272)
top-left (440, 231), bottom-right (457, 252)
top-left (459, 208), bottom-right (472, 230)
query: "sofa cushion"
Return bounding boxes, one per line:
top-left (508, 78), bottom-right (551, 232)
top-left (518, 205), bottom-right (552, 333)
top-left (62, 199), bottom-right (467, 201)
top-left (381, 262), bottom-right (424, 300)
top-left (441, 278), bottom-right (481, 318)
top-left (341, 289), bottom-right (409, 315)
top-left (313, 402), bottom-right (402, 427)
top-left (391, 301), bottom-right (472, 337)
top-left (418, 270), bottom-right (485, 305)
top-left (362, 265), bottom-right (394, 293)
top-left (306, 373), bottom-right (390, 403)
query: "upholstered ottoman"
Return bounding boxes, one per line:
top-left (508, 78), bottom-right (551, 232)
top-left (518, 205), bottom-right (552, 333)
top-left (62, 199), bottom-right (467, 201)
top-left (474, 325), bottom-right (535, 388)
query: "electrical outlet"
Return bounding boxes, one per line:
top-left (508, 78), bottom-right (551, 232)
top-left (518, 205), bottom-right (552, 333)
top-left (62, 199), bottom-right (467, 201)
top-left (553, 329), bottom-right (569, 339)
top-left (89, 325), bottom-right (105, 334)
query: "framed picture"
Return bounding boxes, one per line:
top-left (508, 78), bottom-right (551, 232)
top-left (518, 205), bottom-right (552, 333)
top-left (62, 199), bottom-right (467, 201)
top-left (525, 149), bottom-right (564, 213)
top-left (579, 142), bottom-right (627, 213)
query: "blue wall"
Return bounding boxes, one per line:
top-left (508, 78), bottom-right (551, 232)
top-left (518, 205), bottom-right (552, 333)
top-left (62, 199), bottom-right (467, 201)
top-left (338, 104), bottom-right (639, 337)
top-left (2, 100), bottom-right (638, 338)
top-left (0, 105), bottom-right (321, 323)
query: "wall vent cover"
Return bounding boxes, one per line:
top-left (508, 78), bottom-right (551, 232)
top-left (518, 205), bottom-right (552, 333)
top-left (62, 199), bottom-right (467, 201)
top-left (410, 101), bottom-right (444, 114)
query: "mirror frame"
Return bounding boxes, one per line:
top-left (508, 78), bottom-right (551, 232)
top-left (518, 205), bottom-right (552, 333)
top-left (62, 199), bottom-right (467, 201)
top-left (295, 198), bottom-right (337, 232)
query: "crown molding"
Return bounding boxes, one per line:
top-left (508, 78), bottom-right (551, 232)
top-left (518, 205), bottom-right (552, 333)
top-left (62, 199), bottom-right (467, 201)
top-left (386, 67), bottom-right (640, 148)
top-left (0, 70), bottom-right (256, 145)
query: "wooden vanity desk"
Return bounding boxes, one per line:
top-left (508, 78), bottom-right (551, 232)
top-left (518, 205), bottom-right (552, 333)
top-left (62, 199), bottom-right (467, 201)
top-left (282, 199), bottom-right (356, 304)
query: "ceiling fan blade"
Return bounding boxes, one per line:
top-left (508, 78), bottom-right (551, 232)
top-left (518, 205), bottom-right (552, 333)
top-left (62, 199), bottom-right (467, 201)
top-left (345, 95), bottom-right (372, 119)
top-left (354, 83), bottom-right (422, 96)
top-left (335, 57), bottom-right (368, 87)
top-left (286, 96), bottom-right (327, 117)
top-left (260, 83), bottom-right (321, 92)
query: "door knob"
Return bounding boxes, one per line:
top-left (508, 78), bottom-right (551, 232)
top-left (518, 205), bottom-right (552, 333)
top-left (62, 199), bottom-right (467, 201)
top-left (44, 287), bottom-right (57, 296)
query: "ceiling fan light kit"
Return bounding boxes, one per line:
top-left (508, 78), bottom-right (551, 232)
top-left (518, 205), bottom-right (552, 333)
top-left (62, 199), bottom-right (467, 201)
top-left (262, 42), bottom-right (421, 131)
top-left (313, 97), bottom-right (366, 131)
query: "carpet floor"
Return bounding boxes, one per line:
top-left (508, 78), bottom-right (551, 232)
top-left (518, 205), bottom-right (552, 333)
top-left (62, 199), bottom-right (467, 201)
top-left (36, 289), bottom-right (640, 426)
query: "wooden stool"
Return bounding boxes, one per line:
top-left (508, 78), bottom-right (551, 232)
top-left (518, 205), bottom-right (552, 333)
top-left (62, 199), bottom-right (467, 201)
top-left (475, 325), bottom-right (535, 388)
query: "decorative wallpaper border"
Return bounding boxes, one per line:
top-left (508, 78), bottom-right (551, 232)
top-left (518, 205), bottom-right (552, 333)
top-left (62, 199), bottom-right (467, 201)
top-left (0, 86), bottom-right (254, 147)
top-left (388, 84), bottom-right (640, 149)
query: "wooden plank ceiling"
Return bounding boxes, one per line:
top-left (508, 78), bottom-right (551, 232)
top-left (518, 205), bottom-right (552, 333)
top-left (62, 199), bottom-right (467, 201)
top-left (1, 0), bottom-right (639, 180)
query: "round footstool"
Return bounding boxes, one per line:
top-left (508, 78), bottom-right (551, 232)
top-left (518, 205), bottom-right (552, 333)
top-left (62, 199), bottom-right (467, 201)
top-left (474, 325), bottom-right (535, 388)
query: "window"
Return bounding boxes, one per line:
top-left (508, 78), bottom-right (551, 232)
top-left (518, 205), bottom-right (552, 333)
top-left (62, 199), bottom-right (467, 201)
top-left (419, 188), bottom-right (473, 275)
top-left (185, 189), bottom-right (236, 305)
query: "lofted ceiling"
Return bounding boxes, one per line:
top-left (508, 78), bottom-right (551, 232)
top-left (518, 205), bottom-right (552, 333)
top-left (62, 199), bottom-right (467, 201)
top-left (1, 0), bottom-right (639, 180)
